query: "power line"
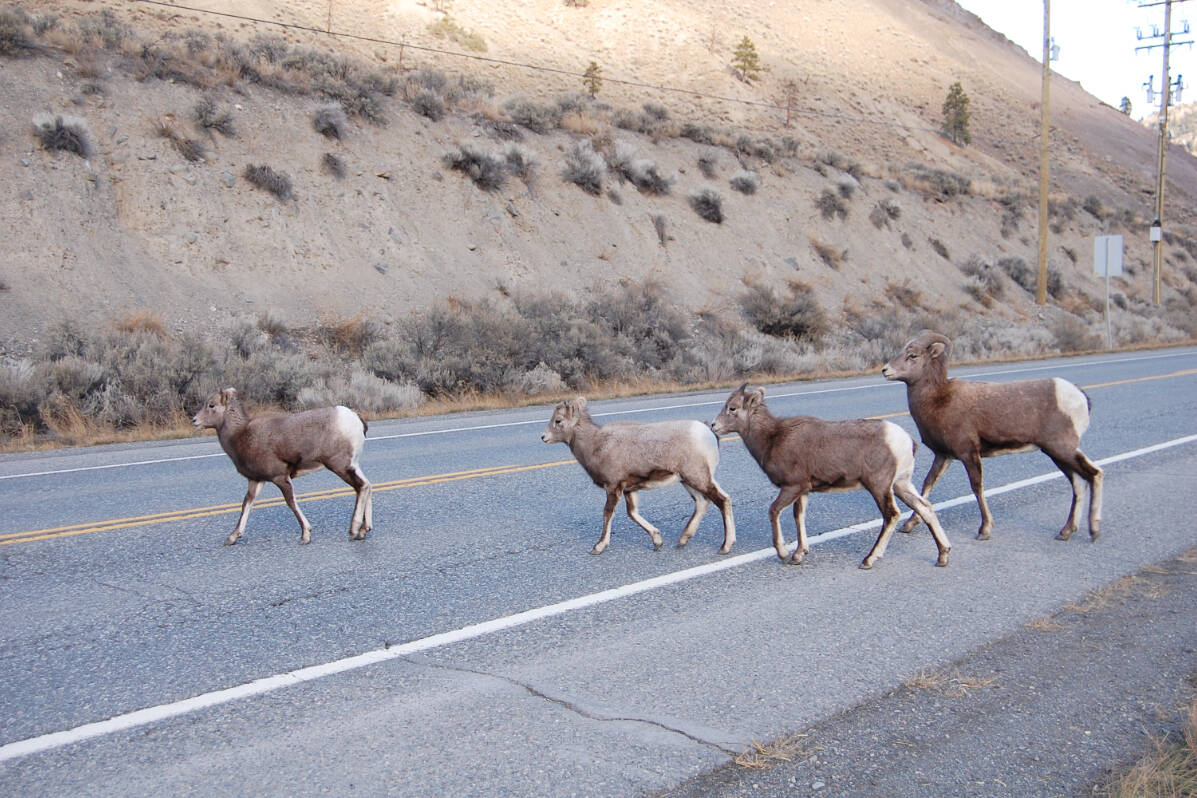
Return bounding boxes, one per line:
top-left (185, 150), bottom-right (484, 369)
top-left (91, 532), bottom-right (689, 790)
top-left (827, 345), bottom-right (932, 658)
top-left (133, 0), bottom-right (1042, 148)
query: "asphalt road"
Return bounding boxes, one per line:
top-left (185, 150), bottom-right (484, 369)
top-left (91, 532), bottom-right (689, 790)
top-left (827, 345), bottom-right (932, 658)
top-left (1, 346), bottom-right (1195, 796)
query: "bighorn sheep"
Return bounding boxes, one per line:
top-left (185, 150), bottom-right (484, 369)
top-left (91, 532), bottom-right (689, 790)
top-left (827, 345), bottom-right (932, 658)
top-left (881, 329), bottom-right (1103, 541)
top-left (711, 383), bottom-right (950, 569)
top-left (541, 397), bottom-right (736, 555)
top-left (192, 388), bottom-right (373, 545)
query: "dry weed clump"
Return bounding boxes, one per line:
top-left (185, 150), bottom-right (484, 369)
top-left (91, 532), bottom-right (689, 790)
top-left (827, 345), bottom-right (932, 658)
top-left (562, 139), bottom-right (605, 195)
top-left (739, 281), bottom-right (828, 343)
top-left (443, 143), bottom-right (506, 191)
top-left (243, 164), bottom-right (293, 201)
top-left (32, 113), bottom-right (91, 158)
top-left (689, 187), bottom-right (724, 223)
top-left (810, 238), bottom-right (846, 270)
top-left (154, 116), bottom-right (205, 163)
top-left (1105, 698), bottom-right (1197, 798)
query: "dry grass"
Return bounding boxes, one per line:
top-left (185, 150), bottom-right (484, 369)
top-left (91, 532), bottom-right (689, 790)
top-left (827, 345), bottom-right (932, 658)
top-left (1102, 699), bottom-right (1197, 798)
top-left (810, 238), bottom-right (845, 270)
top-left (113, 311), bottom-right (167, 338)
top-left (904, 667), bottom-right (996, 697)
top-left (734, 734), bottom-right (812, 769)
top-left (1026, 616), bottom-right (1069, 632)
top-left (1063, 575), bottom-right (1171, 614)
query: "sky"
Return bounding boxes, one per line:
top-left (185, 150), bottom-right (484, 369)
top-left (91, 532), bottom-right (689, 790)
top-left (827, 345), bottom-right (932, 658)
top-left (955, 0), bottom-right (1197, 120)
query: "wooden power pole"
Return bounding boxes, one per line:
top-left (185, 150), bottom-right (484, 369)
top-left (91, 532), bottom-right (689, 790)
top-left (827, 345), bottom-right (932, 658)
top-left (1151, 0), bottom-right (1174, 305)
top-left (1037, 0), bottom-right (1051, 306)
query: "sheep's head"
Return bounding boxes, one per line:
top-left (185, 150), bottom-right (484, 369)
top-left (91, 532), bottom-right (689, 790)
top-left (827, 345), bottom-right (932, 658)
top-left (881, 330), bottom-right (950, 384)
top-left (712, 383), bottom-right (764, 434)
top-left (192, 388), bottom-right (237, 430)
top-left (541, 396), bottom-right (587, 444)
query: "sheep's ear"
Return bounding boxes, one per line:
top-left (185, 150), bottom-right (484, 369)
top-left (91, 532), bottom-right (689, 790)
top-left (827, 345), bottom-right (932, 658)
top-left (746, 388), bottom-right (765, 408)
top-left (572, 396), bottom-right (588, 413)
top-left (928, 342), bottom-right (946, 359)
top-left (736, 381), bottom-right (749, 394)
top-left (220, 387), bottom-right (237, 405)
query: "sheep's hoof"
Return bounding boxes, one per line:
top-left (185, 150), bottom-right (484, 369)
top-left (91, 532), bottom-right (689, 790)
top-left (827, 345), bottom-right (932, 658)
top-left (1055, 531), bottom-right (1073, 542)
top-left (935, 554), bottom-right (950, 567)
top-left (899, 521), bottom-right (919, 534)
top-left (590, 546), bottom-right (606, 555)
top-left (859, 560), bottom-right (874, 570)
top-left (975, 532), bottom-right (991, 541)
top-left (223, 536), bottom-right (238, 546)
top-left (1089, 530), bottom-right (1101, 542)
top-left (717, 546), bottom-right (733, 555)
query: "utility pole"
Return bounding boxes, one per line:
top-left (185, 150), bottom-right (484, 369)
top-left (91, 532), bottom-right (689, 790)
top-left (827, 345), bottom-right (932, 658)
top-left (1036, 0), bottom-right (1051, 306)
top-left (1136, 0), bottom-right (1194, 305)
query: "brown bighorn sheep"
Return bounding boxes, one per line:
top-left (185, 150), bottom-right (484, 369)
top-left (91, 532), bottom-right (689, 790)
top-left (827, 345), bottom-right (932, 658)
top-left (882, 329), bottom-right (1103, 541)
top-left (192, 388), bottom-right (373, 545)
top-left (711, 384), bottom-right (950, 569)
top-left (541, 397), bottom-right (736, 555)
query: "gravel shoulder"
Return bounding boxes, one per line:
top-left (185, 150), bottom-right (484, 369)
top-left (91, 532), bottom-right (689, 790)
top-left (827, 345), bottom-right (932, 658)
top-left (658, 547), bottom-right (1197, 798)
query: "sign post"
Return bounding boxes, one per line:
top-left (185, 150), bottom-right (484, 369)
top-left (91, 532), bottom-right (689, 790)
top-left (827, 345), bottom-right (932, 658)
top-left (1093, 235), bottom-right (1123, 349)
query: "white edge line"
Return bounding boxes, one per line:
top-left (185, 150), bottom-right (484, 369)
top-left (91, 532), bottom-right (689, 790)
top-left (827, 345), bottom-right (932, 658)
top-left (2, 350), bottom-right (1192, 480)
top-left (1, 432), bottom-right (1193, 764)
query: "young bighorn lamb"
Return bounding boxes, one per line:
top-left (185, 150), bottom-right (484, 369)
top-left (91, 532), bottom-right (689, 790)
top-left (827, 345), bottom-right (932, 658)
top-left (193, 388), bottom-right (373, 545)
top-left (541, 397), bottom-right (736, 555)
top-left (882, 329), bottom-right (1103, 541)
top-left (712, 384), bottom-right (950, 569)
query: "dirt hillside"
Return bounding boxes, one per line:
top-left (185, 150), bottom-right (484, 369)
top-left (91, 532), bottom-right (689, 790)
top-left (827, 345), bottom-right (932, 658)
top-left (0, 0), bottom-right (1195, 359)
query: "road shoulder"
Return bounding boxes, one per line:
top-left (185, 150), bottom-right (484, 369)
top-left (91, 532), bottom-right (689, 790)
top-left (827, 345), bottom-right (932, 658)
top-left (658, 547), bottom-right (1197, 798)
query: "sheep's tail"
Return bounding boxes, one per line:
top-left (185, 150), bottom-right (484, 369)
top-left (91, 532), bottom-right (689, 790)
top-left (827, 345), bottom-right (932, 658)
top-left (357, 412), bottom-right (369, 436)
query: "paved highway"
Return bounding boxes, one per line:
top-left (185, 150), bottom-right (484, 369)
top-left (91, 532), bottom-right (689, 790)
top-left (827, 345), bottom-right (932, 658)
top-left (1, 346), bottom-right (1195, 796)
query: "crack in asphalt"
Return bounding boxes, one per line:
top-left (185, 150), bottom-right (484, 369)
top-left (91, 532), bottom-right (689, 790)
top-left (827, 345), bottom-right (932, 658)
top-left (407, 654), bottom-right (743, 755)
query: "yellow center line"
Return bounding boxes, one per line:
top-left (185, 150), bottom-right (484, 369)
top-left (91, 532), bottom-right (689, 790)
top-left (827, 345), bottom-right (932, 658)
top-left (4, 366), bottom-right (1194, 547)
top-left (0, 460), bottom-right (574, 547)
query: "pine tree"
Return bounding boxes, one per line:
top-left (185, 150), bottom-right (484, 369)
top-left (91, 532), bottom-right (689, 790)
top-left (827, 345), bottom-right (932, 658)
top-left (942, 81), bottom-right (971, 146)
top-left (1119, 96), bottom-right (1132, 116)
top-left (779, 78), bottom-right (800, 127)
top-left (731, 36), bottom-right (761, 83)
top-left (582, 61), bottom-right (602, 98)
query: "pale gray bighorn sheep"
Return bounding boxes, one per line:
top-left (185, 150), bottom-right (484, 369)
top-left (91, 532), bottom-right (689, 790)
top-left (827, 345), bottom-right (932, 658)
top-left (882, 329), bottom-right (1103, 541)
top-left (541, 397), bottom-right (735, 555)
top-left (711, 383), bottom-right (950, 569)
top-left (193, 388), bottom-right (373, 545)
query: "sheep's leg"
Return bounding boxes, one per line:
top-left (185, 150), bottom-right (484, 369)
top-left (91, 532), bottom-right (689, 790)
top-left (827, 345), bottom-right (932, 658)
top-left (227, 480), bottom-right (263, 545)
top-left (894, 477), bottom-right (951, 567)
top-left (592, 489), bottom-right (621, 554)
top-left (861, 487), bottom-right (902, 569)
top-left (1047, 454), bottom-right (1083, 541)
top-left (788, 493), bottom-right (810, 565)
top-left (677, 484), bottom-right (710, 549)
top-left (900, 454), bottom-right (951, 533)
top-left (1047, 449), bottom-right (1104, 541)
top-left (768, 485), bottom-right (803, 562)
top-left (960, 452), bottom-right (993, 540)
top-left (1078, 452), bottom-right (1104, 540)
top-left (625, 490), bottom-right (664, 551)
top-left (343, 464), bottom-right (373, 540)
top-left (706, 479), bottom-right (736, 554)
top-left (275, 476), bottom-right (314, 544)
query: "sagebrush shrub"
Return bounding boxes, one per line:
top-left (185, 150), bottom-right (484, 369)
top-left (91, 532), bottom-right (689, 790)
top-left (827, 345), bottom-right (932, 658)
top-left (313, 103), bottom-right (348, 140)
top-left (738, 282), bottom-right (827, 343)
top-left (562, 139), bottom-right (604, 195)
top-left (412, 89), bottom-right (445, 121)
top-left (816, 188), bottom-right (847, 221)
top-left (443, 143), bottom-right (506, 191)
top-left (321, 152), bottom-right (346, 179)
top-left (243, 164), bottom-right (293, 200)
top-left (0, 10), bottom-right (35, 55)
top-left (729, 170), bottom-right (758, 195)
top-left (502, 143), bottom-right (537, 185)
top-left (32, 114), bottom-right (91, 158)
top-left (193, 97), bottom-right (235, 136)
top-left (504, 97), bottom-right (562, 134)
top-left (689, 187), bottom-right (724, 223)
